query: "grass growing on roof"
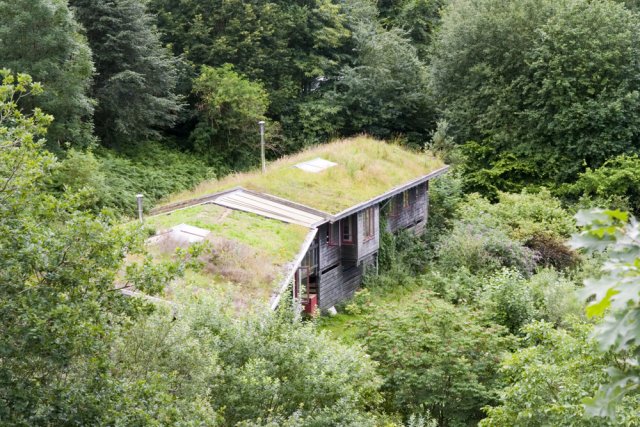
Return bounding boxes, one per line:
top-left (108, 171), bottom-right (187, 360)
top-left (165, 136), bottom-right (444, 214)
top-left (145, 204), bottom-right (309, 263)
top-left (143, 204), bottom-right (311, 310)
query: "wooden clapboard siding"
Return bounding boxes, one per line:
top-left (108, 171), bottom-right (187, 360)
top-left (386, 182), bottom-right (428, 234)
top-left (317, 253), bottom-right (377, 309)
top-left (318, 223), bottom-right (341, 268)
top-left (340, 214), bottom-right (358, 263)
top-left (357, 205), bottom-right (379, 260)
top-left (311, 181), bottom-right (431, 309)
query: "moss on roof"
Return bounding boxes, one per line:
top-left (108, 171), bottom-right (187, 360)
top-left (144, 204), bottom-right (310, 310)
top-left (165, 136), bottom-right (445, 214)
top-left (146, 204), bottom-right (309, 263)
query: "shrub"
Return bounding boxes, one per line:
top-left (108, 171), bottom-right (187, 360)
top-left (378, 226), bottom-right (430, 276)
top-left (436, 189), bottom-right (577, 276)
top-left (52, 142), bottom-right (214, 215)
top-left (459, 190), bottom-right (575, 242)
top-left (480, 321), bottom-right (640, 427)
top-left (423, 170), bottom-right (465, 246)
top-left (48, 149), bottom-right (109, 210)
top-left (479, 268), bottom-right (582, 334)
top-left (115, 299), bottom-right (385, 426)
top-left (418, 266), bottom-right (581, 334)
top-left (562, 154), bottom-right (640, 214)
top-left (527, 268), bottom-right (582, 327)
top-left (418, 267), bottom-right (483, 304)
top-left (524, 233), bottom-right (580, 271)
top-left (436, 222), bottom-right (538, 276)
top-left (480, 269), bottom-right (535, 334)
top-left (362, 291), bottom-right (514, 426)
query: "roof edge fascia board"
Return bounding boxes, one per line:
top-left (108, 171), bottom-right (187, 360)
top-left (270, 227), bottom-right (318, 311)
top-left (150, 165), bottom-right (449, 223)
top-left (329, 165), bottom-right (450, 221)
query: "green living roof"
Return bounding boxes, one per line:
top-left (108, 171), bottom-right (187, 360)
top-left (165, 136), bottom-right (445, 215)
top-left (144, 203), bottom-right (310, 310)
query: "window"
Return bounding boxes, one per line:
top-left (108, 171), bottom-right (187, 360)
top-left (363, 207), bottom-right (375, 241)
top-left (341, 217), bottom-right (353, 244)
top-left (301, 241), bottom-right (318, 271)
top-left (389, 196), bottom-right (400, 218)
top-left (326, 222), bottom-right (339, 246)
top-left (403, 190), bottom-right (410, 208)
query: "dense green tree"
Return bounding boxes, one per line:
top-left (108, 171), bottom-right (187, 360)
top-left (327, 22), bottom-right (433, 146)
top-left (480, 321), bottom-right (640, 426)
top-left (70, 0), bottom-right (183, 146)
top-left (362, 291), bottom-right (513, 426)
top-left (0, 0), bottom-right (95, 149)
top-left (0, 70), bottom-right (194, 424)
top-left (150, 0), bottom-right (350, 121)
top-left (430, 0), bottom-right (640, 192)
top-left (114, 298), bottom-right (384, 426)
top-left (190, 64), bottom-right (269, 170)
top-left (377, 0), bottom-right (446, 58)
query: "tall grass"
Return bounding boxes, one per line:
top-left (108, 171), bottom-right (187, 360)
top-left (166, 136), bottom-right (445, 214)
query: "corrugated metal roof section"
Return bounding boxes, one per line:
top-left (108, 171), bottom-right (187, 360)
top-left (213, 190), bottom-right (325, 228)
top-left (295, 157), bottom-right (337, 173)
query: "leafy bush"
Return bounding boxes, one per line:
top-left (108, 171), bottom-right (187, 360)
top-left (114, 299), bottom-right (384, 426)
top-left (527, 268), bottom-right (582, 327)
top-left (51, 142), bottom-right (214, 215)
top-left (436, 222), bottom-right (538, 276)
top-left (480, 321), bottom-right (640, 427)
top-left (479, 269), bottom-right (536, 334)
top-left (562, 154), bottom-right (640, 214)
top-left (48, 149), bottom-right (108, 209)
top-left (571, 209), bottom-right (640, 418)
top-left (362, 291), bottom-right (514, 426)
top-left (424, 169), bottom-right (465, 246)
top-left (436, 190), bottom-right (578, 275)
top-left (459, 190), bottom-right (575, 242)
top-left (479, 268), bottom-right (582, 334)
top-left (377, 226), bottom-right (431, 277)
top-left (418, 267), bottom-right (483, 304)
top-left (524, 233), bottom-right (579, 270)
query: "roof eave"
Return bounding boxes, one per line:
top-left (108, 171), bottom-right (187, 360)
top-left (328, 165), bottom-right (450, 221)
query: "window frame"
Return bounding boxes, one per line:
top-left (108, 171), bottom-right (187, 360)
top-left (389, 195), bottom-right (401, 218)
top-left (362, 207), bottom-right (375, 242)
top-left (403, 190), bottom-right (410, 208)
top-left (326, 222), bottom-right (340, 246)
top-left (341, 216), bottom-right (354, 245)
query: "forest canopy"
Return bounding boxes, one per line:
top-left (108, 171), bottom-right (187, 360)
top-left (3, 0), bottom-right (640, 425)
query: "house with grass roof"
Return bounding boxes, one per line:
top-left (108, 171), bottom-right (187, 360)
top-left (146, 136), bottom-right (448, 312)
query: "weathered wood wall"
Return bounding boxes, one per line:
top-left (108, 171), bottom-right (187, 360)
top-left (386, 182), bottom-right (428, 234)
top-left (313, 181), bottom-right (430, 309)
top-left (318, 223), bottom-right (341, 268)
top-left (357, 205), bottom-right (380, 260)
top-left (317, 252), bottom-right (376, 309)
top-left (340, 214), bottom-right (358, 263)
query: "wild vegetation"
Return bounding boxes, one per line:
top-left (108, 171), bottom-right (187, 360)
top-left (4, 0), bottom-right (640, 425)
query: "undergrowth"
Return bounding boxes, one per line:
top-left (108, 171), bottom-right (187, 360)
top-left (49, 142), bottom-right (215, 215)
